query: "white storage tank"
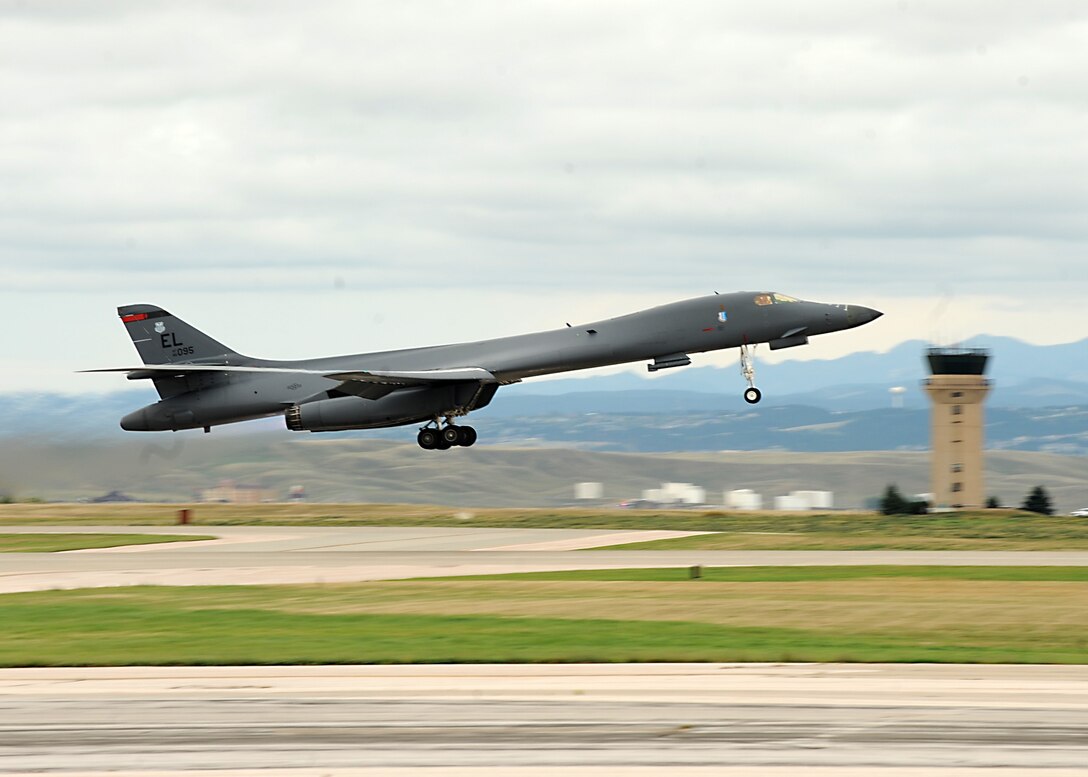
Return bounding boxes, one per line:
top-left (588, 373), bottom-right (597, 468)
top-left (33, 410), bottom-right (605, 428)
top-left (642, 488), bottom-right (665, 503)
top-left (574, 482), bottom-right (604, 500)
top-left (680, 486), bottom-right (706, 505)
top-left (660, 483), bottom-right (692, 502)
top-left (792, 490), bottom-right (833, 510)
top-left (725, 489), bottom-right (763, 510)
top-left (774, 494), bottom-right (808, 511)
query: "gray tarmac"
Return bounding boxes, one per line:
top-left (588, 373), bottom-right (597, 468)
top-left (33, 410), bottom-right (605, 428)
top-left (3, 525), bottom-right (1088, 593)
top-left (3, 526), bottom-right (1088, 775)
top-left (2, 663), bottom-right (1088, 775)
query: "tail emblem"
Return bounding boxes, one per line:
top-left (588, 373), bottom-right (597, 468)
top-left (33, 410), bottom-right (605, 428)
top-left (154, 322), bottom-right (166, 334)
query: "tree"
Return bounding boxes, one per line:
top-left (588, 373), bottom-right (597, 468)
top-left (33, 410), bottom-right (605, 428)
top-left (986, 496), bottom-right (1002, 509)
top-left (1021, 486), bottom-right (1054, 516)
top-left (879, 484), bottom-right (908, 515)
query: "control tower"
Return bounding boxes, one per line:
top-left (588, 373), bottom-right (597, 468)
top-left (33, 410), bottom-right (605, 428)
top-left (923, 348), bottom-right (992, 508)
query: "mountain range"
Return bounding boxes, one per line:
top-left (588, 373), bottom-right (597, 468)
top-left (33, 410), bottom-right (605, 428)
top-left (1, 335), bottom-right (1087, 454)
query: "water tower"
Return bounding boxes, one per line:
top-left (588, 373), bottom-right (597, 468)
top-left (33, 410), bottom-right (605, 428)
top-left (922, 347), bottom-right (992, 509)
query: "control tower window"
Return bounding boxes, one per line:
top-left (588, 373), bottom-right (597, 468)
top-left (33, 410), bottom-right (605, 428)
top-left (952, 482), bottom-right (963, 493)
top-left (952, 405), bottom-right (962, 415)
top-left (952, 463), bottom-right (963, 473)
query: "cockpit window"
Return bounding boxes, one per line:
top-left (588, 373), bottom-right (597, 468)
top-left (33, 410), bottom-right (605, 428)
top-left (755, 293), bottom-right (801, 306)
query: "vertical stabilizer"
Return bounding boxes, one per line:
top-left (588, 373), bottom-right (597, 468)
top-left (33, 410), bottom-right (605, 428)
top-left (117, 305), bottom-right (241, 365)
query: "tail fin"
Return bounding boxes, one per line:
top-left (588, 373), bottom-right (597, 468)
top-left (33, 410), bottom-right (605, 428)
top-left (118, 305), bottom-right (242, 365)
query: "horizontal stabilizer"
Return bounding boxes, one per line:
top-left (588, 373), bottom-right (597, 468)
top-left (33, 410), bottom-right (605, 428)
top-left (80, 364), bottom-right (498, 386)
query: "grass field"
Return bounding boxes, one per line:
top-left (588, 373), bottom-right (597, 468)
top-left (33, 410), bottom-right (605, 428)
top-left (442, 565), bottom-right (1088, 583)
top-left (0, 533), bottom-right (213, 553)
top-left (1, 503), bottom-right (1086, 550)
top-left (2, 566), bottom-right (1086, 666)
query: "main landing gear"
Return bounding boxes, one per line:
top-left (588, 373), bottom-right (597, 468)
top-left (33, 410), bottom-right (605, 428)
top-left (740, 344), bottom-right (762, 404)
top-left (417, 421), bottom-right (477, 450)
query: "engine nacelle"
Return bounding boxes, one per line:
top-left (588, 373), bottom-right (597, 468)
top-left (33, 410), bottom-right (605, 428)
top-left (285, 383), bottom-right (498, 432)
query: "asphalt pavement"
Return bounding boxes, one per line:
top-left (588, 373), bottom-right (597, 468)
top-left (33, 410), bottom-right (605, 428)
top-left (2, 663), bottom-right (1087, 775)
top-left (3, 525), bottom-right (1088, 593)
top-left (4, 525), bottom-right (1088, 775)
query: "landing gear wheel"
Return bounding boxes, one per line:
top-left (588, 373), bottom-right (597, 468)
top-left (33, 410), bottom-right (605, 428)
top-left (459, 426), bottom-right (478, 447)
top-left (417, 428), bottom-right (439, 450)
top-left (441, 426), bottom-right (461, 445)
top-left (435, 435), bottom-right (453, 450)
top-left (739, 344), bottom-right (761, 405)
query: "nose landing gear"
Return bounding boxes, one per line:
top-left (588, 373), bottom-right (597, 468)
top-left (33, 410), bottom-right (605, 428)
top-left (740, 344), bottom-right (762, 404)
top-left (417, 418), bottom-right (478, 450)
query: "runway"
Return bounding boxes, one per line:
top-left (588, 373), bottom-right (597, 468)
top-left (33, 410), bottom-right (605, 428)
top-left (3, 525), bottom-right (1088, 593)
top-left (4, 526), bottom-right (1088, 774)
top-left (2, 663), bottom-right (1088, 775)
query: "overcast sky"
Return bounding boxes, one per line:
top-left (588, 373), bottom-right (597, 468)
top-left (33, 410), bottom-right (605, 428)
top-left (2, 1), bottom-right (1086, 392)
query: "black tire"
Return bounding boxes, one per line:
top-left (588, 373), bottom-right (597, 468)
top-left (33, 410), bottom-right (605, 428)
top-left (441, 426), bottom-right (461, 444)
top-left (459, 426), bottom-right (478, 447)
top-left (417, 429), bottom-right (439, 449)
top-left (744, 387), bottom-right (762, 405)
top-left (435, 435), bottom-right (453, 450)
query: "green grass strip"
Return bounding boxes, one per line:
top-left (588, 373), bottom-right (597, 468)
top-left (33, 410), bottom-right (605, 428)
top-left (0, 534), bottom-right (214, 553)
top-left (440, 565), bottom-right (1088, 583)
top-left (1, 601), bottom-right (1083, 667)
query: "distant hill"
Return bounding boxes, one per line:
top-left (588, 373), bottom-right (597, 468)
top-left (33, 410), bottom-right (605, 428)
top-left (0, 437), bottom-right (1085, 513)
top-left (475, 403), bottom-right (1088, 455)
top-left (511, 335), bottom-right (1088, 401)
top-left (2, 335), bottom-right (1088, 454)
top-left (4, 390), bottom-right (1086, 455)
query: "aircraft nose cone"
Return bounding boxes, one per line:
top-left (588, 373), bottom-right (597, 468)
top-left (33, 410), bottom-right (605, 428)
top-left (858, 306), bottom-right (882, 324)
top-left (850, 306), bottom-right (883, 327)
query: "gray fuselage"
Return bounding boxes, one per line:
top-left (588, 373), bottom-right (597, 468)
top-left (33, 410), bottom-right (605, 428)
top-left (118, 292), bottom-right (881, 433)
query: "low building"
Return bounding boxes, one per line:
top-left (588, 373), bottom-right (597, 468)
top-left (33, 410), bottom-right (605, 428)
top-left (88, 490), bottom-right (139, 503)
top-left (200, 479), bottom-right (277, 504)
top-left (642, 482), bottom-right (706, 506)
top-left (287, 485), bottom-right (307, 502)
top-left (774, 490), bottom-right (834, 511)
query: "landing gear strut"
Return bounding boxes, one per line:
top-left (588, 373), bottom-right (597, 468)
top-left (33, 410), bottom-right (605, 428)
top-left (417, 419), bottom-right (477, 450)
top-left (740, 344), bottom-right (762, 404)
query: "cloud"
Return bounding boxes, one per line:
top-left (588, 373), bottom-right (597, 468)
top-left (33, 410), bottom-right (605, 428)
top-left (0, 1), bottom-right (1085, 389)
